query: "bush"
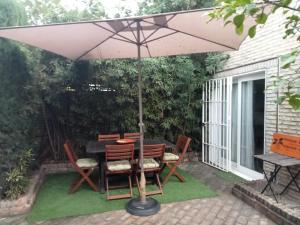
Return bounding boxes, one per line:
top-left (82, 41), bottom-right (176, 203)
top-left (4, 149), bottom-right (33, 200)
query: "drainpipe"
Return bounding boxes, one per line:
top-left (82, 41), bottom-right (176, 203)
top-left (272, 57), bottom-right (281, 183)
top-left (276, 57), bottom-right (280, 133)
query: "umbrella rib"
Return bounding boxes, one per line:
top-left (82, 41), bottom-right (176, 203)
top-left (111, 36), bottom-right (149, 48)
top-left (75, 21), bottom-right (136, 60)
top-left (111, 36), bottom-right (137, 44)
top-left (92, 22), bottom-right (137, 44)
top-left (127, 19), bottom-right (138, 42)
top-left (140, 27), bottom-right (152, 58)
top-left (141, 14), bottom-right (176, 45)
top-left (143, 31), bottom-right (178, 44)
top-left (141, 19), bottom-right (237, 50)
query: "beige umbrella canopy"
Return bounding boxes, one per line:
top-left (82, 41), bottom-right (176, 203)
top-left (0, 8), bottom-right (253, 60)
top-left (0, 7), bottom-right (254, 216)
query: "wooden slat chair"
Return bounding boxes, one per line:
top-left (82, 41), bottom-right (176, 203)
top-left (105, 144), bottom-right (134, 200)
top-left (124, 132), bottom-right (140, 140)
top-left (135, 144), bottom-right (165, 196)
top-left (161, 135), bottom-right (191, 186)
top-left (98, 134), bottom-right (120, 142)
top-left (63, 140), bottom-right (99, 193)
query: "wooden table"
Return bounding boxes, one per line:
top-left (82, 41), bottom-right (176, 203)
top-left (86, 138), bottom-right (176, 193)
top-left (254, 153), bottom-right (300, 202)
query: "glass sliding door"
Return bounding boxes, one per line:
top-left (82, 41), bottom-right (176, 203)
top-left (231, 83), bottom-right (238, 165)
top-left (231, 73), bottom-right (265, 180)
top-left (240, 80), bottom-right (255, 170)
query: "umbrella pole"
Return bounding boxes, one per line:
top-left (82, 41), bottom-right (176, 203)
top-left (137, 35), bottom-right (146, 203)
top-left (126, 19), bottom-right (160, 217)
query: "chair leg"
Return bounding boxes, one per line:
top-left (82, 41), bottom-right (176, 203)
top-left (173, 169), bottom-right (185, 182)
top-left (69, 175), bottom-right (83, 193)
top-left (160, 163), bottom-right (167, 175)
top-left (144, 172), bottom-right (163, 196)
top-left (80, 169), bottom-right (99, 192)
top-left (128, 175), bottom-right (133, 197)
top-left (152, 172), bottom-right (156, 184)
top-left (69, 177), bottom-right (85, 193)
top-left (106, 173), bottom-right (133, 200)
top-left (162, 165), bottom-right (173, 186)
top-left (163, 164), bottom-right (184, 186)
top-left (69, 169), bottom-right (93, 193)
top-left (156, 173), bottom-right (163, 195)
top-left (106, 174), bottom-right (110, 200)
top-left (136, 171), bottom-right (164, 196)
top-left (85, 175), bottom-right (99, 192)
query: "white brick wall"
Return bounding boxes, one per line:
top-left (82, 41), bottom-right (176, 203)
top-left (222, 9), bottom-right (298, 70)
top-left (215, 10), bottom-right (300, 196)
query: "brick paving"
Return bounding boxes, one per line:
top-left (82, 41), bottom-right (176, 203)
top-left (0, 162), bottom-right (276, 225)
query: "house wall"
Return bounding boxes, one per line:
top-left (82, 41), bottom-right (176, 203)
top-left (215, 10), bottom-right (300, 197)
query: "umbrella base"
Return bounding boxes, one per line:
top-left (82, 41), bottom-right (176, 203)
top-left (126, 197), bottom-right (160, 217)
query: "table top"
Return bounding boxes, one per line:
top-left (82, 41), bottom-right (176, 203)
top-left (254, 153), bottom-right (300, 167)
top-left (86, 138), bottom-right (176, 154)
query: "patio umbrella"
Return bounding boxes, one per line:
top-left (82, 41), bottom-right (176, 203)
top-left (0, 7), bottom-right (255, 216)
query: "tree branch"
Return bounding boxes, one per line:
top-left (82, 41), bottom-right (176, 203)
top-left (263, 0), bottom-right (300, 12)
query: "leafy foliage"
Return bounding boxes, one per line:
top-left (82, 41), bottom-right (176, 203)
top-left (37, 54), bottom-right (221, 156)
top-left (4, 149), bottom-right (33, 200)
top-left (209, 0), bottom-right (300, 110)
top-left (269, 75), bottom-right (300, 110)
top-left (20, 0), bottom-right (106, 24)
top-left (0, 0), bottom-right (26, 26)
top-left (138, 0), bottom-right (212, 14)
top-left (0, 0), bottom-right (40, 199)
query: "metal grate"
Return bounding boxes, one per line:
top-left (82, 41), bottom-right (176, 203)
top-left (202, 77), bottom-right (232, 171)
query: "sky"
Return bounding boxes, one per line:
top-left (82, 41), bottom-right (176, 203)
top-left (61, 0), bottom-right (141, 18)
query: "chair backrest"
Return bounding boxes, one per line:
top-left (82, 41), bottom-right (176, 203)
top-left (271, 133), bottom-right (300, 159)
top-left (142, 144), bottom-right (165, 162)
top-left (98, 134), bottom-right (120, 142)
top-left (63, 140), bottom-right (78, 165)
top-left (175, 135), bottom-right (192, 158)
top-left (105, 144), bottom-right (134, 162)
top-left (124, 132), bottom-right (140, 140)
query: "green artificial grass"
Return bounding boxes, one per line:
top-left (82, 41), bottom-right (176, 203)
top-left (215, 170), bottom-right (245, 183)
top-left (28, 168), bottom-right (216, 222)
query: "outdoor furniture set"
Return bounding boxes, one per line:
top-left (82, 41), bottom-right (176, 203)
top-left (63, 133), bottom-right (191, 200)
top-left (255, 133), bottom-right (300, 202)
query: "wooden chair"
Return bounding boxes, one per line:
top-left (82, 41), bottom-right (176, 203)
top-left (161, 135), bottom-right (191, 186)
top-left (124, 132), bottom-right (140, 140)
top-left (105, 144), bottom-right (134, 200)
top-left (98, 134), bottom-right (120, 142)
top-left (135, 144), bottom-right (165, 196)
top-left (63, 140), bottom-right (99, 193)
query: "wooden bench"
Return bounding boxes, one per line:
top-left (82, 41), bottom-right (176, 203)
top-left (254, 133), bottom-right (300, 203)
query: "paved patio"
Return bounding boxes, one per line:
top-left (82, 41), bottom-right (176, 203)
top-left (0, 162), bottom-right (276, 225)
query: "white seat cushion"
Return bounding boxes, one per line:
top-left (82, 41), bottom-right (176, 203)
top-left (76, 158), bottom-right (98, 168)
top-left (163, 152), bottom-right (179, 161)
top-left (141, 158), bottom-right (160, 169)
top-left (107, 160), bottom-right (131, 171)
